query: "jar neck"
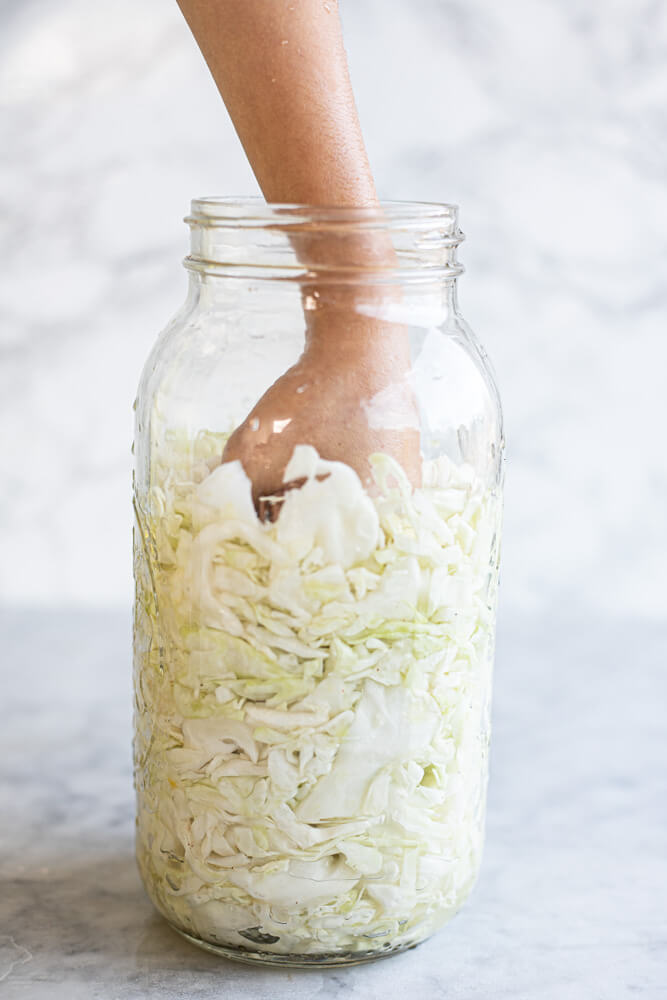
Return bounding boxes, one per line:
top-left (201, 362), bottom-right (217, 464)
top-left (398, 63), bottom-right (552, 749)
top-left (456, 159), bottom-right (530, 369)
top-left (183, 198), bottom-right (465, 287)
top-left (185, 267), bottom-right (462, 329)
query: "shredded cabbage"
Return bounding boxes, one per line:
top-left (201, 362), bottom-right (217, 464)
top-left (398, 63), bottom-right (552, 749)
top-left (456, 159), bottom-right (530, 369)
top-left (133, 431), bottom-right (501, 959)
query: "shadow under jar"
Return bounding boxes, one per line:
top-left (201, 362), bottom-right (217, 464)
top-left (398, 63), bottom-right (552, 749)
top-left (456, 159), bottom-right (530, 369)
top-left (133, 199), bottom-right (504, 967)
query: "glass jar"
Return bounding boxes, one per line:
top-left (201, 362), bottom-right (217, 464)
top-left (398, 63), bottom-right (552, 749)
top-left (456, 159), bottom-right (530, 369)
top-left (133, 198), bottom-right (504, 967)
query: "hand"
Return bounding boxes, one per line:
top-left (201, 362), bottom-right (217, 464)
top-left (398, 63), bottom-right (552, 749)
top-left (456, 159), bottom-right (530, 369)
top-left (222, 301), bottom-right (421, 506)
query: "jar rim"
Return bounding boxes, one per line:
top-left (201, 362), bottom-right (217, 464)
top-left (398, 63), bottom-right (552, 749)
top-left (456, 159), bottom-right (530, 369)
top-left (184, 197), bottom-right (464, 283)
top-left (186, 196), bottom-right (460, 231)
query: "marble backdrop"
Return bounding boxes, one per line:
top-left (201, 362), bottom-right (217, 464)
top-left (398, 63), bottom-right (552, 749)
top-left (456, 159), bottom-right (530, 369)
top-left (1, 0), bottom-right (666, 618)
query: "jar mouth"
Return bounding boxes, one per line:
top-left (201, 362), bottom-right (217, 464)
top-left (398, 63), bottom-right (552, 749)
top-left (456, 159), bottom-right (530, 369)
top-left (184, 197), bottom-right (464, 282)
top-left (186, 197), bottom-right (459, 230)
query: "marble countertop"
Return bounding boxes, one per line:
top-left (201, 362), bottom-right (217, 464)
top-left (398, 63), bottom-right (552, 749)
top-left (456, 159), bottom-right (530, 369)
top-left (1, 607), bottom-right (665, 999)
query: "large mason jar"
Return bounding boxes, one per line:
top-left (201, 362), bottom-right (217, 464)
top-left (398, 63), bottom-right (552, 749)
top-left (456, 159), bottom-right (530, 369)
top-left (133, 198), bottom-right (504, 966)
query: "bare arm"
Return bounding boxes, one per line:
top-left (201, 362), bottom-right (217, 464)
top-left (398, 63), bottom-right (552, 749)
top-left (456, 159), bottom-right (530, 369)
top-left (176, 0), bottom-right (376, 206)
top-left (176, 0), bottom-right (419, 501)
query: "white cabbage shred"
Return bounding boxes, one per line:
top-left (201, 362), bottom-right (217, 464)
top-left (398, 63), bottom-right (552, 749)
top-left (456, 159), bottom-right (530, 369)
top-left (133, 430), bottom-right (501, 958)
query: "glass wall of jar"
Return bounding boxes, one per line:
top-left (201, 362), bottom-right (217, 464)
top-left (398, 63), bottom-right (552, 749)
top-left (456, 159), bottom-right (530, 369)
top-left (133, 199), bottom-right (504, 967)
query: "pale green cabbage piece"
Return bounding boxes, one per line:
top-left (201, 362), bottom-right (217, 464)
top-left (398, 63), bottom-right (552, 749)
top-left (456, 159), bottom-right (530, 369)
top-left (133, 432), bottom-right (501, 957)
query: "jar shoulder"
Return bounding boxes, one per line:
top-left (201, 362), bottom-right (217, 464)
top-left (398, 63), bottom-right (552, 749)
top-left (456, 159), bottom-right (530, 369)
top-left (411, 308), bottom-right (504, 474)
top-left (135, 291), bottom-right (200, 412)
top-left (134, 289), bottom-right (504, 492)
top-left (447, 311), bottom-right (504, 439)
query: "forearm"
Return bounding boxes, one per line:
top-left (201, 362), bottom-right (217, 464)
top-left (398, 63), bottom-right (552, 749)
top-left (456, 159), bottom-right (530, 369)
top-left (175, 0), bottom-right (377, 206)
top-left (178, 0), bottom-right (418, 496)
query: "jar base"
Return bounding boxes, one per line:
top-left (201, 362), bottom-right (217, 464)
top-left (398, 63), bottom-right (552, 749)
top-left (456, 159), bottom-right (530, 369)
top-left (172, 925), bottom-right (423, 968)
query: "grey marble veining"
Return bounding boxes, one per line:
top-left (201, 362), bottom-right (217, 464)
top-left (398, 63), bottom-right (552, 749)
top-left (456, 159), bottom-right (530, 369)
top-left (1, 0), bottom-right (666, 620)
top-left (1, 608), bottom-right (665, 998)
top-left (1, 0), bottom-right (666, 994)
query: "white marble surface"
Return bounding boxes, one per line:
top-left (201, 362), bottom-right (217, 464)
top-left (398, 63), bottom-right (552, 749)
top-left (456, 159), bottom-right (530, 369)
top-left (1, 0), bottom-right (666, 619)
top-left (1, 5), bottom-right (666, 992)
top-left (1, 608), bottom-right (665, 998)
